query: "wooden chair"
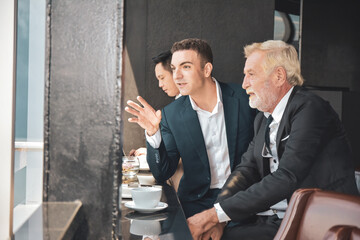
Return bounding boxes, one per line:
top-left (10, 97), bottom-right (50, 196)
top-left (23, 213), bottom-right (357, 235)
top-left (274, 188), bottom-right (360, 240)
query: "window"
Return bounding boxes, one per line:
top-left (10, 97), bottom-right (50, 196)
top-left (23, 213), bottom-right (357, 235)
top-left (0, 0), bottom-right (46, 237)
top-left (13, 0), bottom-right (46, 233)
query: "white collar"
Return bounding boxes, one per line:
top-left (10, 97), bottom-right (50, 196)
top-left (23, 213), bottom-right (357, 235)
top-left (189, 77), bottom-right (222, 113)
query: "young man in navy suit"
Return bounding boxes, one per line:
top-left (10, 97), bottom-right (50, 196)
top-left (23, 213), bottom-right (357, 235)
top-left (129, 50), bottom-right (180, 157)
top-left (125, 38), bottom-right (256, 218)
top-left (187, 40), bottom-right (358, 240)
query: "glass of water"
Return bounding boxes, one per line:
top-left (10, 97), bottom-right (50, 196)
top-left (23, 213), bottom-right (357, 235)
top-left (122, 156), bottom-right (140, 188)
top-left (122, 156), bottom-right (140, 176)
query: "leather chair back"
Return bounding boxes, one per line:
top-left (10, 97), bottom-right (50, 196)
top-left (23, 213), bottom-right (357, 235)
top-left (274, 188), bottom-right (360, 240)
top-left (351, 227), bottom-right (360, 240)
top-left (323, 225), bottom-right (360, 240)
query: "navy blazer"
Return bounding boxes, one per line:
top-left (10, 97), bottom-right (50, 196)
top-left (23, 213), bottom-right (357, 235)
top-left (146, 82), bottom-right (256, 202)
top-left (217, 86), bottom-right (358, 222)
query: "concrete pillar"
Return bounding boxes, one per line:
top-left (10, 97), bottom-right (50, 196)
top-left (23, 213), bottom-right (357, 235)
top-left (44, 0), bottom-right (124, 238)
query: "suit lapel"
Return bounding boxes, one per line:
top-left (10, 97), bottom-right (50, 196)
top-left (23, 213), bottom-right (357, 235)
top-left (180, 97), bottom-right (209, 167)
top-left (276, 86), bottom-right (300, 156)
top-left (221, 83), bottom-right (238, 169)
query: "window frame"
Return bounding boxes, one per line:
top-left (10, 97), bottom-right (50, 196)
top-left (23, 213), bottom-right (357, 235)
top-left (0, 0), bottom-right (16, 238)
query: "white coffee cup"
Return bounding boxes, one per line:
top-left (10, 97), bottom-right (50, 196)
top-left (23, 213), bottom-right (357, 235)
top-left (131, 187), bottom-right (162, 208)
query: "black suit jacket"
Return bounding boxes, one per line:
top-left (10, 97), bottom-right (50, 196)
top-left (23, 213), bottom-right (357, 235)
top-left (217, 86), bottom-right (358, 222)
top-left (146, 82), bottom-right (257, 203)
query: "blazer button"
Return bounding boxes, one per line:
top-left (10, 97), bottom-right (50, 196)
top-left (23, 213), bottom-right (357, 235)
top-left (198, 194), bottom-right (201, 198)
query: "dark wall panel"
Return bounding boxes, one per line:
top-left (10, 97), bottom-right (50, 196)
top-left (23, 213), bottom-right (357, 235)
top-left (124, 0), bottom-right (147, 98)
top-left (45, 0), bottom-right (123, 238)
top-left (122, 0), bottom-right (148, 153)
top-left (144, 0), bottom-right (275, 108)
top-left (301, 0), bottom-right (360, 168)
top-left (301, 0), bottom-right (360, 91)
top-left (343, 92), bottom-right (360, 168)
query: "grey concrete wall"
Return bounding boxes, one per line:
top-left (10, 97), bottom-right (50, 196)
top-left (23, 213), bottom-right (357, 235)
top-left (123, 0), bottom-right (275, 153)
top-left (44, 0), bottom-right (123, 239)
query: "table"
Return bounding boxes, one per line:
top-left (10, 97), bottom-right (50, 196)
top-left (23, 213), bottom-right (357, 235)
top-left (14, 201), bottom-right (83, 239)
top-left (118, 183), bottom-right (192, 240)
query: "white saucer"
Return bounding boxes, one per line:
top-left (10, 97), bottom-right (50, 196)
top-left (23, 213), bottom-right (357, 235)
top-left (124, 201), bottom-right (168, 213)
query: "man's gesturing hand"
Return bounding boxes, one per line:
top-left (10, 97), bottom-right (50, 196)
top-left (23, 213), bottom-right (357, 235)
top-left (125, 96), bottom-right (161, 136)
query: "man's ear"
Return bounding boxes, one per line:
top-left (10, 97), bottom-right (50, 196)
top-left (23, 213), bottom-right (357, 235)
top-left (204, 62), bottom-right (213, 77)
top-left (274, 66), bottom-right (287, 87)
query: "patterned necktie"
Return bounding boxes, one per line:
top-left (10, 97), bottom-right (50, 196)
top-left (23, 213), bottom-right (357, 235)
top-left (265, 115), bottom-right (273, 154)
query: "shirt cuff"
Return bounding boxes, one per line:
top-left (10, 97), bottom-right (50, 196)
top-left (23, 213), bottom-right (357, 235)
top-left (214, 203), bottom-right (231, 223)
top-left (145, 129), bottom-right (161, 149)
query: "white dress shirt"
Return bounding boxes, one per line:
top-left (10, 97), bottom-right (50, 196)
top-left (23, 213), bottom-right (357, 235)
top-left (146, 78), bottom-right (231, 189)
top-left (215, 87), bottom-right (294, 222)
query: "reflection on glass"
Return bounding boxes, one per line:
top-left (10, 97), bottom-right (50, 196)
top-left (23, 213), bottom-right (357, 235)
top-left (130, 219), bottom-right (161, 237)
top-left (125, 211), bottom-right (168, 239)
top-left (13, 0), bottom-right (46, 234)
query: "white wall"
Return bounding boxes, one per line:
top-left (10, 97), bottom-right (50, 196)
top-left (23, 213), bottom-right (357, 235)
top-left (0, 0), bottom-right (16, 239)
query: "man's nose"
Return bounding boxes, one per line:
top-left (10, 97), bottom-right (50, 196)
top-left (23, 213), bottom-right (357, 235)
top-left (173, 69), bottom-right (182, 80)
top-left (159, 81), bottom-right (163, 88)
top-left (242, 76), bottom-right (249, 89)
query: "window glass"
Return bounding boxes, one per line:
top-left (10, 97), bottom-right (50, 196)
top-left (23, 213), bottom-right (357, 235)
top-left (13, 0), bottom-right (46, 233)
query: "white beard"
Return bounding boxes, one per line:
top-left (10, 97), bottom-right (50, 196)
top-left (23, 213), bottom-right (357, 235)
top-left (249, 81), bottom-right (278, 112)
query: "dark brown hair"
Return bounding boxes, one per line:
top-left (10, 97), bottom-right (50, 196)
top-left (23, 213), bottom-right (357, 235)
top-left (171, 38), bottom-right (213, 67)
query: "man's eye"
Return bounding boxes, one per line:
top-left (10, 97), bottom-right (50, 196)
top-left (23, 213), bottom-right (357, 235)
top-left (184, 65), bottom-right (190, 69)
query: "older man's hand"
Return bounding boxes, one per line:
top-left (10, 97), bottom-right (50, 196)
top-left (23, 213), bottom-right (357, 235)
top-left (187, 207), bottom-right (219, 240)
top-left (201, 222), bottom-right (226, 240)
